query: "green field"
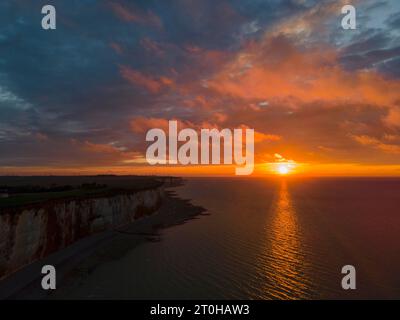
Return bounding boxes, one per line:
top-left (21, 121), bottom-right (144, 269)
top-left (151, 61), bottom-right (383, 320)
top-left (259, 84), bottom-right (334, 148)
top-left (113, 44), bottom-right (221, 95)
top-left (0, 175), bottom-right (166, 210)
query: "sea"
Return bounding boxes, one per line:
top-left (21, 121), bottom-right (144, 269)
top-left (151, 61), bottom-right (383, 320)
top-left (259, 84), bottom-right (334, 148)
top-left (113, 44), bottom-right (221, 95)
top-left (56, 177), bottom-right (400, 299)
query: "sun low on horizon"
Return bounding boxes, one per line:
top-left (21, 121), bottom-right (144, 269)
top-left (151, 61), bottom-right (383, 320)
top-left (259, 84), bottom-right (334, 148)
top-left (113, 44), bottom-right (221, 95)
top-left (266, 153), bottom-right (298, 176)
top-left (277, 164), bottom-right (290, 175)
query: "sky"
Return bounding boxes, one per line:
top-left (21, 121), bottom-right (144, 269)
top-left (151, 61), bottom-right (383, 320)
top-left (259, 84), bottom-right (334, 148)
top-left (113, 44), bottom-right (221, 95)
top-left (0, 0), bottom-right (400, 176)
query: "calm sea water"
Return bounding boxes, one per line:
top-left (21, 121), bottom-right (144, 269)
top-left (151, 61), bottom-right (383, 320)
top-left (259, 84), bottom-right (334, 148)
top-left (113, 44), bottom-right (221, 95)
top-left (60, 177), bottom-right (400, 299)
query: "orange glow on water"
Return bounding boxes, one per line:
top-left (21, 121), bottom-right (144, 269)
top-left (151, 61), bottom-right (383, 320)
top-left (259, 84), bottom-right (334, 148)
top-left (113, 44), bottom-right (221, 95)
top-left (262, 180), bottom-right (312, 298)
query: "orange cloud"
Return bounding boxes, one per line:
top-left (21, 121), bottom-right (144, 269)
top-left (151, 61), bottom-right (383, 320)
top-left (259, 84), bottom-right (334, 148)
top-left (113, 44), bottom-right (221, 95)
top-left (130, 117), bottom-right (281, 159)
top-left (352, 135), bottom-right (400, 154)
top-left (110, 42), bottom-right (123, 55)
top-left (140, 37), bottom-right (165, 56)
top-left (130, 117), bottom-right (170, 133)
top-left (270, 0), bottom-right (356, 39)
top-left (237, 124), bottom-right (281, 143)
top-left (384, 107), bottom-right (400, 128)
top-left (77, 140), bottom-right (144, 166)
top-left (207, 35), bottom-right (400, 110)
top-left (119, 66), bottom-right (174, 93)
top-left (109, 2), bottom-right (162, 28)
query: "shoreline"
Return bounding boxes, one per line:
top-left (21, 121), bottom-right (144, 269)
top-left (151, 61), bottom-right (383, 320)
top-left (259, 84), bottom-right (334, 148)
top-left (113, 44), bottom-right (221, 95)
top-left (0, 188), bottom-right (207, 299)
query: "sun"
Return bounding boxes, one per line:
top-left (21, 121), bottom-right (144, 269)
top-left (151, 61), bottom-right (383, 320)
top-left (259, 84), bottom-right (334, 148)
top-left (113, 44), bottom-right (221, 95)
top-left (269, 155), bottom-right (297, 175)
top-left (277, 164), bottom-right (290, 175)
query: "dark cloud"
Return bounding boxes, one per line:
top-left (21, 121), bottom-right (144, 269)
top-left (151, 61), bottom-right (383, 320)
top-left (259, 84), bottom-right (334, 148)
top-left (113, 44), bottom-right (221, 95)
top-left (340, 45), bottom-right (400, 71)
top-left (386, 11), bottom-right (400, 28)
top-left (341, 32), bottom-right (391, 55)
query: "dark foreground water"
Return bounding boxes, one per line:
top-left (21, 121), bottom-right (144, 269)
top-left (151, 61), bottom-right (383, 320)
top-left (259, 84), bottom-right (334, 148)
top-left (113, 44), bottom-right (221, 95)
top-left (57, 178), bottom-right (400, 299)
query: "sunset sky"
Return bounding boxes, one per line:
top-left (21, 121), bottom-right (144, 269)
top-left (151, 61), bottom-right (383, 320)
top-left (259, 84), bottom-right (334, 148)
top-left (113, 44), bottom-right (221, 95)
top-left (1, 0), bottom-right (400, 176)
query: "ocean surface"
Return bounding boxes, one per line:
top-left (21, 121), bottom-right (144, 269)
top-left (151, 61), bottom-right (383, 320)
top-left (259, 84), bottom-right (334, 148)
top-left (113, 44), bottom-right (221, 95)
top-left (58, 177), bottom-right (400, 299)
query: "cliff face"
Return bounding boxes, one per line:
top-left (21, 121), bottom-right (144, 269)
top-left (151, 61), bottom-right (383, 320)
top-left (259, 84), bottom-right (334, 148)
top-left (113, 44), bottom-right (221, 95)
top-left (0, 187), bottom-right (164, 280)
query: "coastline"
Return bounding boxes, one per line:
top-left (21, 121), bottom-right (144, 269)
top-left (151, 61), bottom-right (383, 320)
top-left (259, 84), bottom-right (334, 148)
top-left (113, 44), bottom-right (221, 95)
top-left (0, 185), bottom-right (207, 299)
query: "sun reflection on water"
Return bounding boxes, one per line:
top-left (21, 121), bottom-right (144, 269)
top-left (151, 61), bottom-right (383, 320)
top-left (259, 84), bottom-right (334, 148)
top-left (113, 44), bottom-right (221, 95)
top-left (259, 179), bottom-right (312, 299)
